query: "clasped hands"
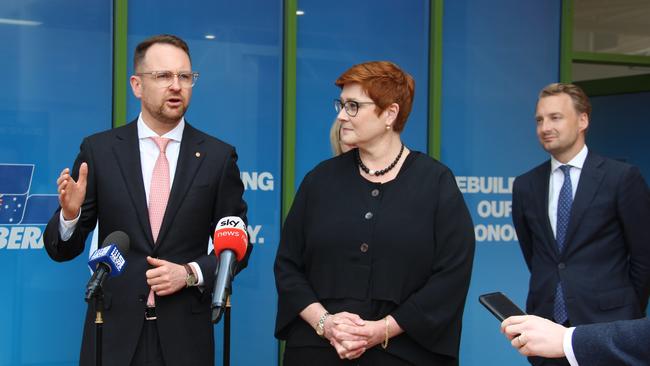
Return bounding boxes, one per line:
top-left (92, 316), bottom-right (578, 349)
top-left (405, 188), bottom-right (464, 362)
top-left (321, 312), bottom-right (385, 360)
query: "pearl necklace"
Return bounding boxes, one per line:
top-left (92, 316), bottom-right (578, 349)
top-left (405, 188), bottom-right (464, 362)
top-left (355, 143), bottom-right (405, 176)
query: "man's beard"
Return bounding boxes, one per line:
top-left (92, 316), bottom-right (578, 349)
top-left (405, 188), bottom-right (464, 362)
top-left (155, 102), bottom-right (187, 124)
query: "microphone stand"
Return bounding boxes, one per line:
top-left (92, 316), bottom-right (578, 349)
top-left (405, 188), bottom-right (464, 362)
top-left (223, 295), bottom-right (231, 366)
top-left (93, 288), bottom-right (104, 366)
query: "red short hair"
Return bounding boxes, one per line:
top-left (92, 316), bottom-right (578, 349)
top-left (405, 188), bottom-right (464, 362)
top-left (335, 61), bottom-right (415, 132)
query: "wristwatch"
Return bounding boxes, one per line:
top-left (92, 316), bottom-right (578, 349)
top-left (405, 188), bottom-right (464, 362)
top-left (315, 311), bottom-right (330, 337)
top-left (183, 264), bottom-right (198, 287)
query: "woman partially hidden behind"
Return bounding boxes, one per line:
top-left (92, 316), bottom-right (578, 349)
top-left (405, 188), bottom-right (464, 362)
top-left (274, 61), bottom-right (475, 365)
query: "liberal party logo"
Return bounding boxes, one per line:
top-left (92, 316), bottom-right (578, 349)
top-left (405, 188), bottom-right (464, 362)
top-left (0, 164), bottom-right (58, 249)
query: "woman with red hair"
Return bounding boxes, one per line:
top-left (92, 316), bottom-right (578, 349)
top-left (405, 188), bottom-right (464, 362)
top-left (275, 61), bottom-right (475, 365)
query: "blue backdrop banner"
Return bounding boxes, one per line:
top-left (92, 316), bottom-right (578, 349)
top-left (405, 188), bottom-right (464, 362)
top-left (0, 1), bottom-right (579, 365)
top-left (0, 1), bottom-right (112, 364)
top-left (441, 1), bottom-right (561, 365)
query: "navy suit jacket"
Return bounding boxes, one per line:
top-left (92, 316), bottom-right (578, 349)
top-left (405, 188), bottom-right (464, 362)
top-left (512, 151), bottom-right (650, 326)
top-left (573, 317), bottom-right (650, 365)
top-left (44, 121), bottom-right (249, 366)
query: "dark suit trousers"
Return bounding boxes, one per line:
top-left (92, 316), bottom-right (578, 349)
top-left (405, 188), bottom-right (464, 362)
top-left (130, 320), bottom-right (166, 366)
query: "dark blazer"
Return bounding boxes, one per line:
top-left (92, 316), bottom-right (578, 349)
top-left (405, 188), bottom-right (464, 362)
top-left (573, 317), bottom-right (650, 365)
top-left (275, 151), bottom-right (475, 365)
top-left (44, 121), bottom-right (249, 366)
top-left (512, 150), bottom-right (650, 327)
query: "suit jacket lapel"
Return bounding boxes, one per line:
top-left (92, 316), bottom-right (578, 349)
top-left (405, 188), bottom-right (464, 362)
top-left (112, 121), bottom-right (155, 248)
top-left (154, 123), bottom-right (205, 251)
top-left (564, 152), bottom-right (605, 251)
top-left (534, 161), bottom-right (558, 255)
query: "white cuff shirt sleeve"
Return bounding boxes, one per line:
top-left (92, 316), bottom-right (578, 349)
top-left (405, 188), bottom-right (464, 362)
top-left (58, 209), bottom-right (81, 241)
top-left (563, 326), bottom-right (579, 366)
top-left (188, 262), bottom-right (204, 287)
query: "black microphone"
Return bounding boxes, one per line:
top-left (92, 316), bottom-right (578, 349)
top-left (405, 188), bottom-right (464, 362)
top-left (85, 231), bottom-right (130, 302)
top-left (211, 216), bottom-right (248, 323)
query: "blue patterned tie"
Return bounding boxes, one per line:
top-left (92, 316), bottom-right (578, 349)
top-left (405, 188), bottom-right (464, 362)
top-left (554, 165), bottom-right (572, 324)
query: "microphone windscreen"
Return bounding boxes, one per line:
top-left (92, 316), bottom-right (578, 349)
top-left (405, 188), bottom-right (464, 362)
top-left (213, 216), bottom-right (248, 261)
top-left (102, 230), bottom-right (130, 254)
top-left (88, 231), bottom-right (130, 277)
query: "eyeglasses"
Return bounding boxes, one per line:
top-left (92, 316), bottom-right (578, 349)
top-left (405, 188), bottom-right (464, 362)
top-left (334, 99), bottom-right (375, 117)
top-left (135, 71), bottom-right (199, 88)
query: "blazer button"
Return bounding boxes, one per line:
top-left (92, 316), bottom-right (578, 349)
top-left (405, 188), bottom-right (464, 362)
top-left (371, 189), bottom-right (380, 197)
top-left (364, 212), bottom-right (373, 220)
top-left (558, 263), bottom-right (566, 270)
top-left (360, 243), bottom-right (369, 253)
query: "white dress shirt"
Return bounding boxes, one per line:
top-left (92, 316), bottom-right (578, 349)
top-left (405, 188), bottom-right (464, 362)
top-left (564, 327), bottom-right (579, 365)
top-left (58, 114), bottom-right (204, 285)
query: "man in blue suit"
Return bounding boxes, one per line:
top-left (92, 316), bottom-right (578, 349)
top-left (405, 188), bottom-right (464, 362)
top-left (512, 83), bottom-right (650, 365)
top-left (501, 314), bottom-right (650, 366)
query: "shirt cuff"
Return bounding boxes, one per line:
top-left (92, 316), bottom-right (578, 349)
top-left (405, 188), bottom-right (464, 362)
top-left (58, 209), bottom-right (81, 241)
top-left (188, 262), bottom-right (204, 286)
top-left (563, 326), bottom-right (579, 366)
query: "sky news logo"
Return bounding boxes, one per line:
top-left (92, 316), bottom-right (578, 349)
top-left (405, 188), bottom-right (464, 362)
top-left (0, 164), bottom-right (58, 250)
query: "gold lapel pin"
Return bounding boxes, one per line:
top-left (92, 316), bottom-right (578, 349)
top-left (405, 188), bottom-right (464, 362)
top-left (195, 152), bottom-right (201, 158)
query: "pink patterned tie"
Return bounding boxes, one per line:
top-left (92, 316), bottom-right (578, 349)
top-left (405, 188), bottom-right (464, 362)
top-left (149, 137), bottom-right (171, 243)
top-left (147, 136), bottom-right (170, 307)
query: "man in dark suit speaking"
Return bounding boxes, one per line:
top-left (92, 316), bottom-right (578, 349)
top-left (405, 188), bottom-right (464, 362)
top-left (44, 34), bottom-right (250, 366)
top-left (512, 83), bottom-right (650, 365)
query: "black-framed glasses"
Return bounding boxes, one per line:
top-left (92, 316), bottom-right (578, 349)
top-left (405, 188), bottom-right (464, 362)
top-left (135, 71), bottom-right (199, 88)
top-left (334, 99), bottom-right (375, 117)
